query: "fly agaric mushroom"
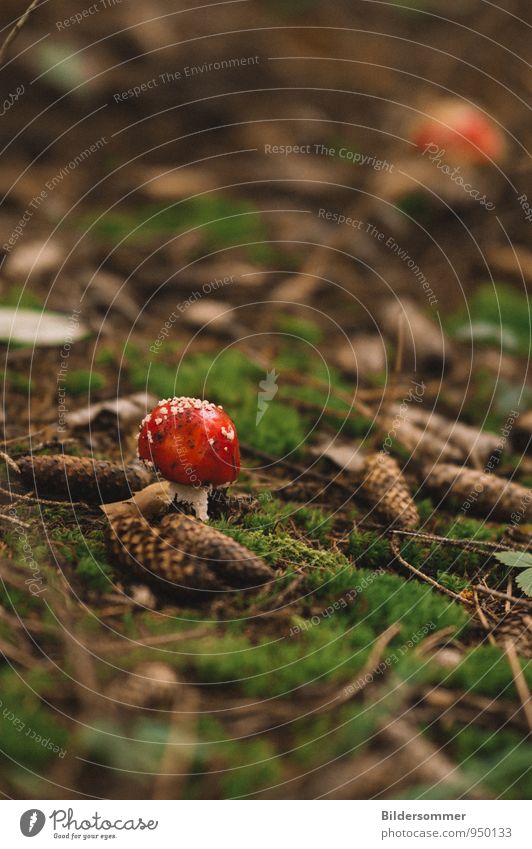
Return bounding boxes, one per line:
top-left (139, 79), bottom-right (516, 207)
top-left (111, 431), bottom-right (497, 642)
top-left (412, 101), bottom-right (505, 165)
top-left (137, 397), bottom-right (239, 521)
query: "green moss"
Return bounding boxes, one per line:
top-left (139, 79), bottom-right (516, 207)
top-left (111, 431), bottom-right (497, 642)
top-left (348, 530), bottom-right (392, 571)
top-left (5, 371), bottom-right (34, 392)
top-left (444, 516), bottom-right (501, 542)
top-left (447, 283), bottom-right (531, 357)
top-left (49, 522), bottom-right (113, 592)
top-left (0, 670), bottom-right (67, 767)
top-left (76, 555), bottom-right (113, 592)
top-left (291, 700), bottom-right (387, 767)
top-left (214, 522), bottom-right (347, 572)
top-left (80, 196), bottom-right (267, 257)
top-left (446, 725), bottom-right (532, 799)
top-left (95, 346), bottom-right (118, 367)
top-left (4, 285), bottom-right (43, 310)
top-left (294, 505), bottom-right (334, 543)
top-left (437, 571), bottom-right (469, 593)
top-left (427, 645), bottom-right (532, 698)
top-left (65, 370), bottom-right (106, 395)
top-left (189, 716), bottom-right (282, 799)
top-left (416, 498), bottom-right (434, 523)
top-left (276, 315), bottom-right (323, 345)
top-left (130, 349), bottom-right (306, 456)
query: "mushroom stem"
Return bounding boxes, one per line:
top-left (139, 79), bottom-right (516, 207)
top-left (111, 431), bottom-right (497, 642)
top-left (168, 482), bottom-right (211, 522)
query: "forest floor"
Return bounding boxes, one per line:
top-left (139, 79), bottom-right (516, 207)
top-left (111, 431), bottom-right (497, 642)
top-left (0, 0), bottom-right (531, 799)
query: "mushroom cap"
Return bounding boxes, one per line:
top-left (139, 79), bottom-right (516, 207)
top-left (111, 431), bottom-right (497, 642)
top-left (412, 102), bottom-right (505, 164)
top-left (137, 397), bottom-right (240, 487)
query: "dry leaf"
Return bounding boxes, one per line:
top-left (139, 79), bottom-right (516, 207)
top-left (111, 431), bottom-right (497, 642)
top-left (311, 436), bottom-right (366, 474)
top-left (0, 308), bottom-right (88, 347)
top-left (67, 392), bottom-right (156, 429)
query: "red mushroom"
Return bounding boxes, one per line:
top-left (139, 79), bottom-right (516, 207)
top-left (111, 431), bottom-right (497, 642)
top-left (137, 396), bottom-right (240, 521)
top-left (412, 101), bottom-right (505, 165)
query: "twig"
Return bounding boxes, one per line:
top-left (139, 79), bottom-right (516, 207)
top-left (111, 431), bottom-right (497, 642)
top-left (473, 590), bottom-right (498, 647)
top-left (0, 636), bottom-right (37, 669)
top-left (416, 626), bottom-right (462, 656)
top-left (326, 622), bottom-right (402, 709)
top-left (1, 427), bottom-right (48, 446)
top-left (0, 512), bottom-right (30, 529)
top-left (503, 639), bottom-right (532, 734)
top-left (472, 584), bottom-right (532, 609)
top-left (505, 574), bottom-right (513, 614)
top-left (365, 523), bottom-right (513, 555)
top-left (390, 533), bottom-right (473, 605)
top-left (0, 0), bottom-right (41, 67)
top-left (0, 451), bottom-right (20, 474)
top-left (92, 626), bottom-right (212, 654)
top-left (372, 310), bottom-right (405, 449)
top-left (0, 485), bottom-right (86, 509)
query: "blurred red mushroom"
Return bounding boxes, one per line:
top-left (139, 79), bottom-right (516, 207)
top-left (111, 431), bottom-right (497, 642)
top-left (412, 101), bottom-right (505, 165)
top-left (137, 396), bottom-right (240, 520)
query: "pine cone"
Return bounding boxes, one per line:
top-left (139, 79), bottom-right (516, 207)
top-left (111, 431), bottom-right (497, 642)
top-left (17, 454), bottom-right (152, 503)
top-left (107, 511), bottom-right (274, 598)
top-left (511, 411), bottom-right (532, 454)
top-left (359, 452), bottom-right (420, 530)
top-left (421, 462), bottom-right (532, 522)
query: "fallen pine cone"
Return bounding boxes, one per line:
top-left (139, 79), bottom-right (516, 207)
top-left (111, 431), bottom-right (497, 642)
top-left (106, 510), bottom-right (274, 598)
top-left (421, 462), bottom-right (532, 522)
top-left (358, 452), bottom-right (420, 530)
top-left (389, 405), bottom-right (502, 465)
top-left (17, 454), bottom-right (152, 503)
top-left (511, 410), bottom-right (532, 454)
top-left (382, 413), bottom-right (463, 464)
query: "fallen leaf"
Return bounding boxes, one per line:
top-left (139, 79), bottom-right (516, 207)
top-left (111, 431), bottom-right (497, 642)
top-left (311, 436), bottom-right (365, 474)
top-left (101, 480), bottom-right (171, 521)
top-left (67, 392), bottom-right (156, 429)
top-left (0, 308), bottom-right (88, 347)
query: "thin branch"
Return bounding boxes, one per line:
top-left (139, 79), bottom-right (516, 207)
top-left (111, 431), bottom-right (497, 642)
top-left (367, 523), bottom-right (514, 555)
top-left (473, 590), bottom-right (498, 647)
top-left (390, 533), bottom-right (473, 605)
top-left (0, 451), bottom-right (20, 474)
top-left (0, 0), bottom-right (41, 67)
top-left (503, 639), bottom-right (532, 734)
top-left (0, 512), bottom-right (30, 529)
top-left (472, 583), bottom-right (532, 609)
top-left (0, 484), bottom-right (86, 509)
top-left (327, 622), bottom-right (402, 709)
